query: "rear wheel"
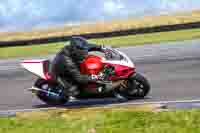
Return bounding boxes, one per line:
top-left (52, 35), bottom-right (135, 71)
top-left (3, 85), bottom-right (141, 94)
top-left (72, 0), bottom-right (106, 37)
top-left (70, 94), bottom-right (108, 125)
top-left (34, 78), bottom-right (68, 105)
top-left (118, 73), bottom-right (150, 100)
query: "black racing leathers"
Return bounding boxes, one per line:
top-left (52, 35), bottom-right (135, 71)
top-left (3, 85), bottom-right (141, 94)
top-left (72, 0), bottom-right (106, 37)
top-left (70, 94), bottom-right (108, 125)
top-left (50, 42), bottom-right (103, 97)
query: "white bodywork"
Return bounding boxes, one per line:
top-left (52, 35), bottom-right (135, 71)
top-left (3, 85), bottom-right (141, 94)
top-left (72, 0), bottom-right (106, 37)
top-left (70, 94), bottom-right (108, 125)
top-left (21, 59), bottom-right (48, 79)
top-left (21, 48), bottom-right (135, 79)
top-left (102, 49), bottom-right (135, 68)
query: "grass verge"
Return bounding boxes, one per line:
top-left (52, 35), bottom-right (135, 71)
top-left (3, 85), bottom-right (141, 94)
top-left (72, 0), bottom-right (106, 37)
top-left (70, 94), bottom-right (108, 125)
top-left (1, 28), bottom-right (200, 59)
top-left (0, 105), bottom-right (200, 133)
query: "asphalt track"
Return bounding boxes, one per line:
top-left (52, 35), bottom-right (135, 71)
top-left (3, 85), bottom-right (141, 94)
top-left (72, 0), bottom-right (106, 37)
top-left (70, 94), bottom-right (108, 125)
top-left (0, 39), bottom-right (200, 111)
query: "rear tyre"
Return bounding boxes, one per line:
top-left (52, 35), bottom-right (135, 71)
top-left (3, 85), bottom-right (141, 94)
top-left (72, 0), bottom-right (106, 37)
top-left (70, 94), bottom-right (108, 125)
top-left (119, 73), bottom-right (150, 100)
top-left (34, 78), bottom-right (68, 105)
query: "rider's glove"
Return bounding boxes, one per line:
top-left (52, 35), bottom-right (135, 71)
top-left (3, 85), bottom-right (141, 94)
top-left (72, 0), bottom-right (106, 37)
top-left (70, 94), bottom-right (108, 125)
top-left (91, 74), bottom-right (99, 80)
top-left (88, 74), bottom-right (99, 82)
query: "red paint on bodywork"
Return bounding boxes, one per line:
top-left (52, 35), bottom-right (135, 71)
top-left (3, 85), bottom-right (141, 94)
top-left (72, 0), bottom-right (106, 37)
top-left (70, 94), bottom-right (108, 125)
top-left (104, 63), bottom-right (135, 80)
top-left (42, 60), bottom-right (53, 80)
top-left (80, 55), bottom-right (135, 81)
top-left (80, 55), bottom-right (103, 75)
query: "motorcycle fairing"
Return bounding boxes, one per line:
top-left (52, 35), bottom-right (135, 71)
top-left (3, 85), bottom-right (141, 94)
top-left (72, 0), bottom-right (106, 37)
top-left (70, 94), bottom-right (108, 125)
top-left (101, 49), bottom-right (135, 80)
top-left (21, 59), bottom-right (51, 80)
top-left (80, 55), bottom-right (103, 75)
top-left (103, 63), bottom-right (135, 80)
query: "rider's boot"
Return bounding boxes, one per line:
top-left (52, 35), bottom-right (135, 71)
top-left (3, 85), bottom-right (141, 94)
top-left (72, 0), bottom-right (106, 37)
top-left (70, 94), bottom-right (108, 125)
top-left (67, 85), bottom-right (79, 102)
top-left (113, 88), bottom-right (127, 101)
top-left (57, 77), bottom-right (79, 102)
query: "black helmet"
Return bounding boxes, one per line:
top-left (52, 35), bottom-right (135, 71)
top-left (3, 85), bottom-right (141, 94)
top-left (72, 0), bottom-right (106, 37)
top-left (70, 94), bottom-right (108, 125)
top-left (69, 36), bottom-right (88, 50)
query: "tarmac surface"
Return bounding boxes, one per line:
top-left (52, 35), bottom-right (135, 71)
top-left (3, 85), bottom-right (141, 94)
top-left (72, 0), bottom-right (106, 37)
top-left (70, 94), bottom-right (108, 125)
top-left (0, 39), bottom-right (200, 111)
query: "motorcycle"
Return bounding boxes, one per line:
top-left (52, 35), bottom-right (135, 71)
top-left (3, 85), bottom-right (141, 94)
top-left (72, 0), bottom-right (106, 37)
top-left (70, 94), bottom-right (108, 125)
top-left (21, 47), bottom-right (151, 105)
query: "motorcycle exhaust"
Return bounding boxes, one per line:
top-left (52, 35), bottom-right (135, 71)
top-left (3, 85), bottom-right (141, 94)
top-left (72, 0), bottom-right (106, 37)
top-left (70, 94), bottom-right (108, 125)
top-left (28, 87), bottom-right (61, 98)
top-left (104, 80), bottom-right (127, 92)
top-left (112, 80), bottom-right (125, 89)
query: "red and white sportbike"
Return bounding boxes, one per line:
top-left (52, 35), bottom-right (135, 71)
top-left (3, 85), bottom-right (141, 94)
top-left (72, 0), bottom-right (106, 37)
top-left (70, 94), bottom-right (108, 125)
top-left (21, 47), bottom-right (150, 105)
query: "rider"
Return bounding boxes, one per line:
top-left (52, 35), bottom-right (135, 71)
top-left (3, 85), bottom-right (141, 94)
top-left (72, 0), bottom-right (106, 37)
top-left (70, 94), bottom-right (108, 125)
top-left (50, 36), bottom-right (106, 100)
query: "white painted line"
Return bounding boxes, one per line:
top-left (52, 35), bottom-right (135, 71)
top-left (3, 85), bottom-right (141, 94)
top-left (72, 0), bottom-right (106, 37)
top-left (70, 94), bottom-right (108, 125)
top-left (112, 99), bottom-right (200, 107)
top-left (1, 99), bottom-right (200, 114)
top-left (0, 107), bottom-right (57, 114)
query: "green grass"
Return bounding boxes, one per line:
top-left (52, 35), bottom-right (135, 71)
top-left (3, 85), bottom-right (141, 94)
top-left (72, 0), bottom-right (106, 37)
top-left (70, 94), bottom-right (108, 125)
top-left (1, 28), bottom-right (200, 59)
top-left (1, 108), bottom-right (200, 133)
top-left (90, 28), bottom-right (200, 46)
top-left (0, 42), bottom-right (64, 59)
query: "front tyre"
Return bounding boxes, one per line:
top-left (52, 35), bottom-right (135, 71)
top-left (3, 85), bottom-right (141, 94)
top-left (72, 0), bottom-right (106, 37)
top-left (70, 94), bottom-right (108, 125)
top-left (120, 73), bottom-right (151, 100)
top-left (34, 78), bottom-right (68, 105)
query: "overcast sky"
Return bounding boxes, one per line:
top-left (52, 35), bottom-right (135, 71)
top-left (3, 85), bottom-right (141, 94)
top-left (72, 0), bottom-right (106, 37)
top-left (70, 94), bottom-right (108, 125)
top-left (0, 0), bottom-right (200, 31)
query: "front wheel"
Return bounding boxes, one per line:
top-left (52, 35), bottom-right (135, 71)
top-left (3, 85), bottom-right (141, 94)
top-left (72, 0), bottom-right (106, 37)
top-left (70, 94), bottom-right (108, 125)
top-left (34, 78), bottom-right (68, 105)
top-left (119, 73), bottom-right (151, 100)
